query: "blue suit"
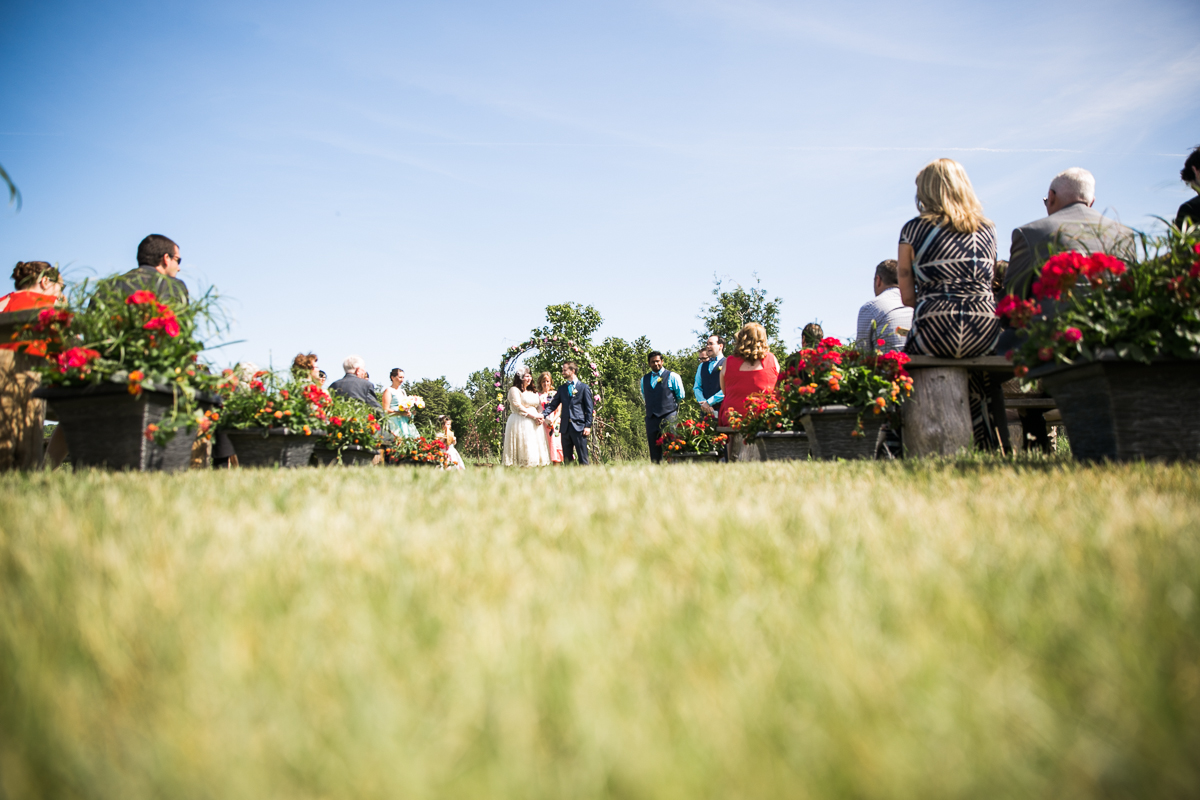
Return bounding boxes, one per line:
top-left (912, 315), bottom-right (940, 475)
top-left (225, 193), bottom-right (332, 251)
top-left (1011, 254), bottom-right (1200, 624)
top-left (544, 379), bottom-right (593, 464)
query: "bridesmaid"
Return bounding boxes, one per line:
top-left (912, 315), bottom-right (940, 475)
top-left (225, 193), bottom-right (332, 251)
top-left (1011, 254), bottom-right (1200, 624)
top-left (719, 322), bottom-right (780, 462)
top-left (381, 367), bottom-right (418, 439)
top-left (537, 371), bottom-right (564, 464)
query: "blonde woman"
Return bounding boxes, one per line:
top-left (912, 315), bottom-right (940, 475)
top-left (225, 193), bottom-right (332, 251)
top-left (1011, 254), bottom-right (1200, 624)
top-left (897, 158), bottom-right (1001, 447)
top-left (719, 322), bottom-right (779, 428)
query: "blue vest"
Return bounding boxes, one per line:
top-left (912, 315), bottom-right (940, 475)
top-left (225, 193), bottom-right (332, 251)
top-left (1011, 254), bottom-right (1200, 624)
top-left (642, 371), bottom-right (678, 418)
top-left (699, 357), bottom-right (724, 410)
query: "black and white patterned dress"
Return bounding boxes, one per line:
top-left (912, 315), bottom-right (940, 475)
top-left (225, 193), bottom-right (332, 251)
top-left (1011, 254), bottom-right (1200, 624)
top-left (900, 217), bottom-right (1000, 358)
top-left (900, 217), bottom-right (1002, 448)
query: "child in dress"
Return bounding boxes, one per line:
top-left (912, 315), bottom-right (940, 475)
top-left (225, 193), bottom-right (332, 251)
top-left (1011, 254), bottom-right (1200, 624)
top-left (436, 415), bottom-right (465, 471)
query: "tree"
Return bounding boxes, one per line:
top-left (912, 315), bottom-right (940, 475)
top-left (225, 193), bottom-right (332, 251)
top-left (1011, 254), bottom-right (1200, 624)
top-left (696, 274), bottom-right (782, 345)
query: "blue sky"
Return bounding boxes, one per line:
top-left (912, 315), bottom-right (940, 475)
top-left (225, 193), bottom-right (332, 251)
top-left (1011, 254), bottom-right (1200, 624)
top-left (3, 0), bottom-right (1198, 384)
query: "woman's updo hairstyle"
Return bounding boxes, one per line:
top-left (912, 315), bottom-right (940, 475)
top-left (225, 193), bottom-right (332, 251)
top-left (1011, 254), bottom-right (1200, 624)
top-left (733, 322), bottom-right (769, 361)
top-left (12, 261), bottom-right (59, 290)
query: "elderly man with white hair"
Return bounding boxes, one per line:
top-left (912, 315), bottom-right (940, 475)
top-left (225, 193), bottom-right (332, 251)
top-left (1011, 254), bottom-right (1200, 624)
top-left (326, 355), bottom-right (383, 410)
top-left (1004, 167), bottom-right (1134, 300)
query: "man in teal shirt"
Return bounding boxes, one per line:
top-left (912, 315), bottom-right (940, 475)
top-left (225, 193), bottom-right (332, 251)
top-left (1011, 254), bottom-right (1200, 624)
top-left (693, 334), bottom-right (725, 419)
top-left (641, 351), bottom-right (685, 463)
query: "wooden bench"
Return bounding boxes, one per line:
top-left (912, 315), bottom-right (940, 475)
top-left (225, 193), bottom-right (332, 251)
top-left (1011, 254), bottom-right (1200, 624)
top-left (0, 309), bottom-right (46, 471)
top-left (901, 355), bottom-right (1030, 457)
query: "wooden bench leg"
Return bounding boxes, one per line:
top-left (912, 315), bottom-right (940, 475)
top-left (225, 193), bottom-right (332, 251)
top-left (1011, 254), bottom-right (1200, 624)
top-left (902, 367), bottom-right (972, 457)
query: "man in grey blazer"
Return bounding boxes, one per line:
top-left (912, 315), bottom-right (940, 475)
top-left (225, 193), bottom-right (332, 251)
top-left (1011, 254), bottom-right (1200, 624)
top-left (1005, 168), bottom-right (1134, 301)
top-left (327, 355), bottom-right (383, 410)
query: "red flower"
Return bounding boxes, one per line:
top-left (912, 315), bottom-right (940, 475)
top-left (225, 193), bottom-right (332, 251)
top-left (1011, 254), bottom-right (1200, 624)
top-left (143, 304), bottom-right (180, 337)
top-left (126, 290), bottom-right (158, 305)
top-left (250, 380), bottom-right (265, 392)
top-left (55, 347), bottom-right (100, 374)
top-left (1038, 346), bottom-right (1055, 361)
top-left (1086, 253), bottom-right (1126, 279)
top-left (33, 308), bottom-right (73, 332)
top-left (331, 416), bottom-right (344, 427)
top-left (1061, 327), bottom-right (1082, 343)
top-left (1190, 262), bottom-right (1200, 279)
top-left (995, 294), bottom-right (1042, 328)
top-left (280, 389), bottom-right (289, 399)
top-left (1014, 365), bottom-right (1029, 378)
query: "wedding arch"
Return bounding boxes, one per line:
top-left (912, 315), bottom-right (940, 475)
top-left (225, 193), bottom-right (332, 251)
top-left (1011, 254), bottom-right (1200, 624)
top-left (492, 334), bottom-right (606, 458)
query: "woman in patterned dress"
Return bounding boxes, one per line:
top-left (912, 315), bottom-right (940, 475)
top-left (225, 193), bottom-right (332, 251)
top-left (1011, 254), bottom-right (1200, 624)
top-left (897, 158), bottom-right (1002, 449)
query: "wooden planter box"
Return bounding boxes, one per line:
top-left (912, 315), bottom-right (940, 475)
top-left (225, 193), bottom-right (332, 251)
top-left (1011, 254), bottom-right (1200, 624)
top-left (32, 383), bottom-right (215, 472)
top-left (799, 405), bottom-right (880, 460)
top-left (1032, 358), bottom-right (1200, 461)
top-left (755, 431), bottom-right (809, 461)
top-left (664, 450), bottom-right (722, 464)
top-left (311, 443), bottom-right (379, 467)
top-left (224, 428), bottom-right (319, 468)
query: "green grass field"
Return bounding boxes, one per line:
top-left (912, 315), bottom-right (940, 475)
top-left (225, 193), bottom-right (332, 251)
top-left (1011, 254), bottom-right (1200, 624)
top-left (2, 460), bottom-right (1199, 799)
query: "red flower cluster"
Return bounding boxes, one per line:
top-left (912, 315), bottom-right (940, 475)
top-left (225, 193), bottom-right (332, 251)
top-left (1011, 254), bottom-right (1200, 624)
top-left (55, 346), bottom-right (100, 375)
top-left (995, 295), bottom-right (1042, 328)
top-left (32, 308), bottom-right (73, 332)
top-left (1030, 251), bottom-right (1127, 301)
top-left (126, 290), bottom-right (181, 337)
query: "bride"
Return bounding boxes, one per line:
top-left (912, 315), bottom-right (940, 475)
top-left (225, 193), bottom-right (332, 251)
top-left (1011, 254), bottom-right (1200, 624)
top-left (502, 367), bottom-right (551, 467)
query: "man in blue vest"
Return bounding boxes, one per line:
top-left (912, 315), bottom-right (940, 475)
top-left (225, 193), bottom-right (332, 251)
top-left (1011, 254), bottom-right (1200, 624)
top-left (641, 350), bottom-right (685, 463)
top-left (693, 334), bottom-right (726, 419)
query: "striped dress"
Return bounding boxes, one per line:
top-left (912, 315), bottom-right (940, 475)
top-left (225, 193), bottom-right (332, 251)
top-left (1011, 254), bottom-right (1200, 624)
top-left (900, 217), bottom-right (1001, 448)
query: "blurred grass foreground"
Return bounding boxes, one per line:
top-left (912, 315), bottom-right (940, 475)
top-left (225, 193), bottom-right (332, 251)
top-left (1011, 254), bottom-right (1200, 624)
top-left (2, 461), bottom-right (1199, 799)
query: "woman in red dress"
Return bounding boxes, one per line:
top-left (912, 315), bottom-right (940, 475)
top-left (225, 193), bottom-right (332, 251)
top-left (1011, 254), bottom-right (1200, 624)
top-left (720, 323), bottom-right (780, 459)
top-left (1, 262), bottom-right (63, 356)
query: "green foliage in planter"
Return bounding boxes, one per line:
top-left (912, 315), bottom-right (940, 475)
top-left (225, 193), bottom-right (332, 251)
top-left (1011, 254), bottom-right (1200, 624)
top-left (217, 369), bottom-right (331, 436)
top-left (1000, 225), bottom-right (1200, 374)
top-left (15, 279), bottom-right (226, 444)
top-left (322, 394), bottom-right (384, 456)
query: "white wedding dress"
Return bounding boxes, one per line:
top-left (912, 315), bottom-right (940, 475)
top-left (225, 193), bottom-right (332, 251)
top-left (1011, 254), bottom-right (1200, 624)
top-left (503, 387), bottom-right (551, 467)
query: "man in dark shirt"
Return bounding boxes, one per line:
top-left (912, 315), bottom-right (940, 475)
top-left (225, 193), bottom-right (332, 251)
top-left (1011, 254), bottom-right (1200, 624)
top-left (102, 234), bottom-right (190, 306)
top-left (1176, 146), bottom-right (1200, 229)
top-left (327, 355), bottom-right (383, 410)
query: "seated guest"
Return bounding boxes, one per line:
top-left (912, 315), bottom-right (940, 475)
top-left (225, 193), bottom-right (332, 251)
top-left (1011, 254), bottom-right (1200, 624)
top-left (291, 352), bottom-right (320, 382)
top-left (856, 259), bottom-right (912, 352)
top-left (1176, 146), bottom-right (1200, 229)
top-left (1005, 168), bottom-right (1134, 302)
top-left (801, 323), bottom-right (824, 349)
top-left (898, 158), bottom-right (1002, 449)
top-left (720, 322), bottom-right (780, 461)
top-left (693, 334), bottom-right (726, 419)
top-left (328, 355), bottom-right (383, 410)
top-left (101, 234), bottom-right (189, 306)
top-left (641, 350), bottom-right (685, 464)
top-left (1, 262), bottom-right (66, 470)
top-left (1, 262), bottom-right (64, 356)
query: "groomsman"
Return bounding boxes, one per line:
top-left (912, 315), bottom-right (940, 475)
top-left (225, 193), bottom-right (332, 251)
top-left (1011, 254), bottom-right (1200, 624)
top-left (544, 361), bottom-right (593, 465)
top-left (641, 351), bottom-right (685, 463)
top-left (693, 334), bottom-right (725, 419)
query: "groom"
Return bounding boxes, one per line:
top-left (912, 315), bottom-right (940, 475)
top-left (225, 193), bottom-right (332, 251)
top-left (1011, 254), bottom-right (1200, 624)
top-left (543, 360), bottom-right (593, 465)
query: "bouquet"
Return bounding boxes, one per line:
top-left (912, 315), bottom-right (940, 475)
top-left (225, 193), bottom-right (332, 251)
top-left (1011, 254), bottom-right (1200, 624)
top-left (997, 227), bottom-right (1200, 375)
top-left (383, 436), bottom-right (448, 466)
top-left (657, 409), bottom-right (728, 455)
top-left (15, 281), bottom-right (225, 444)
top-left (396, 395), bottom-right (425, 414)
top-left (218, 369), bottom-right (331, 436)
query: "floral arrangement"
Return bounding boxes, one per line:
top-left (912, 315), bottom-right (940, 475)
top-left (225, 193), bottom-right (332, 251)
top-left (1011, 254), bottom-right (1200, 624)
top-left (728, 338), bottom-right (913, 441)
top-left (322, 395), bottom-right (383, 456)
top-left (396, 395), bottom-right (426, 414)
top-left (217, 369), bottom-right (331, 436)
top-left (997, 228), bottom-right (1200, 375)
top-left (383, 436), bottom-right (448, 466)
top-left (725, 390), bottom-right (788, 442)
top-left (657, 409), bottom-right (729, 456)
top-left (15, 281), bottom-right (225, 444)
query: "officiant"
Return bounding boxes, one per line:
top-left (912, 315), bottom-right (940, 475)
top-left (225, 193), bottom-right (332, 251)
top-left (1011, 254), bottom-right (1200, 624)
top-left (641, 350), bottom-right (685, 464)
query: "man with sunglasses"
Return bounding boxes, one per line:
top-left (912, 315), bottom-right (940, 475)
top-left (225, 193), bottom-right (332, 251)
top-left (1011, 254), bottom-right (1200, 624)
top-left (103, 234), bottom-right (190, 306)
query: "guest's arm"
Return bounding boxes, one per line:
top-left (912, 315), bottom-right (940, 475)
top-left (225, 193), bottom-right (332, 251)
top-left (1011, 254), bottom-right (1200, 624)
top-left (898, 243), bottom-right (916, 308)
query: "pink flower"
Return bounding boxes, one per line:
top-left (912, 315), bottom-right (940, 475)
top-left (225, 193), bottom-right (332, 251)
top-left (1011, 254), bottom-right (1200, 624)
top-left (1061, 327), bottom-right (1082, 343)
top-left (125, 290), bottom-right (157, 305)
top-left (496, 404), bottom-right (504, 412)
